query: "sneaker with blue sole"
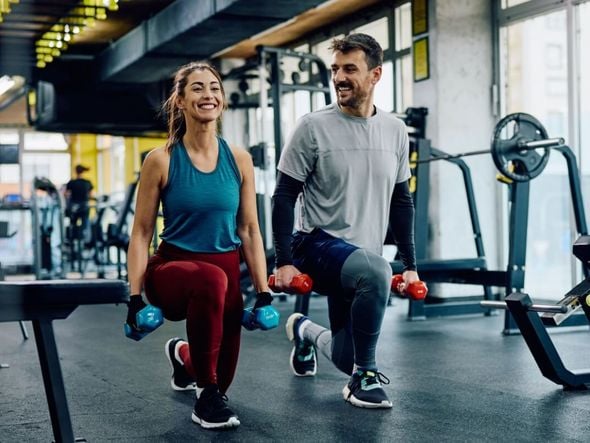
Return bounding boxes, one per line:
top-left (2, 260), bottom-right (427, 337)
top-left (343, 369), bottom-right (393, 409)
top-left (285, 313), bottom-right (317, 377)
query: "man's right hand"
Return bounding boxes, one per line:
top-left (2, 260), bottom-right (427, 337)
top-left (273, 265), bottom-right (303, 292)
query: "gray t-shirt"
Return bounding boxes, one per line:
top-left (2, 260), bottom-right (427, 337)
top-left (278, 103), bottom-right (411, 255)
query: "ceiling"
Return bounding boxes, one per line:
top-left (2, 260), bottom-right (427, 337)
top-left (0, 0), bottom-right (176, 80)
top-left (0, 0), bottom-right (379, 134)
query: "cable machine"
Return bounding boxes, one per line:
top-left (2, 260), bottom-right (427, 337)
top-left (224, 46), bottom-right (331, 302)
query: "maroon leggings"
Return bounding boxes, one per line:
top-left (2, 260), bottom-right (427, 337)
top-left (144, 241), bottom-right (243, 393)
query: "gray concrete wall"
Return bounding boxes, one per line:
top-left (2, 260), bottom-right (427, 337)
top-left (414, 0), bottom-right (501, 295)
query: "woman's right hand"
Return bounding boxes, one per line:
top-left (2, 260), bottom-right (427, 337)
top-left (126, 294), bottom-right (147, 331)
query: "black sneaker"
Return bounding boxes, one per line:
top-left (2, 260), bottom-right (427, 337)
top-left (285, 313), bottom-right (317, 377)
top-left (165, 338), bottom-right (196, 391)
top-left (343, 370), bottom-right (393, 409)
top-left (192, 385), bottom-right (240, 429)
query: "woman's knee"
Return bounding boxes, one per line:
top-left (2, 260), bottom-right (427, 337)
top-left (195, 264), bottom-right (229, 297)
top-left (150, 261), bottom-right (228, 303)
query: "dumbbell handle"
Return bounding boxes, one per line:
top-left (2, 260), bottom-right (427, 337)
top-left (242, 305), bottom-right (280, 331)
top-left (125, 304), bottom-right (164, 341)
top-left (391, 274), bottom-right (428, 300)
top-left (268, 273), bottom-right (313, 294)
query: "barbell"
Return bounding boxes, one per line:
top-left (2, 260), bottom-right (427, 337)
top-left (480, 300), bottom-right (567, 314)
top-left (412, 113), bottom-right (565, 183)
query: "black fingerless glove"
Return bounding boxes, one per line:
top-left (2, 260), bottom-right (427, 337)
top-left (126, 294), bottom-right (147, 328)
top-left (253, 291), bottom-right (273, 310)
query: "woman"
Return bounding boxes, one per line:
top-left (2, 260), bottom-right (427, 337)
top-left (127, 61), bottom-right (271, 430)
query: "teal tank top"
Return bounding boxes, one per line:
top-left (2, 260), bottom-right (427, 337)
top-left (160, 137), bottom-right (241, 252)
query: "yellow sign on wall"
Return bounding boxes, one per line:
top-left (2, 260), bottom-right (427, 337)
top-left (412, 0), bottom-right (429, 36)
top-left (413, 37), bottom-right (430, 82)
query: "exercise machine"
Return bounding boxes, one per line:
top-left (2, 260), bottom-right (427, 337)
top-left (31, 177), bottom-right (65, 280)
top-left (106, 178), bottom-right (138, 279)
top-left (388, 107), bottom-right (495, 318)
top-left (63, 195), bottom-right (111, 278)
top-left (481, 235), bottom-right (590, 390)
top-left (392, 112), bottom-right (588, 332)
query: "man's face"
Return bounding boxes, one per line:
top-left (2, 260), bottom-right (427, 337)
top-left (330, 48), bottom-right (381, 110)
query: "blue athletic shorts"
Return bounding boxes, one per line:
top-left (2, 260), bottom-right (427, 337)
top-left (291, 228), bottom-right (358, 295)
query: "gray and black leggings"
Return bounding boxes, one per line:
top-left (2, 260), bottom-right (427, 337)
top-left (292, 230), bottom-right (392, 375)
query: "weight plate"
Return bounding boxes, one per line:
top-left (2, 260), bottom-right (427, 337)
top-left (491, 113), bottom-right (550, 182)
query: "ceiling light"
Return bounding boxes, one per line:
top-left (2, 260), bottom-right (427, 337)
top-left (34, 0), bottom-right (118, 69)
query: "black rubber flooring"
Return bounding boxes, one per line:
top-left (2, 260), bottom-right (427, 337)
top-left (1, 293), bottom-right (590, 442)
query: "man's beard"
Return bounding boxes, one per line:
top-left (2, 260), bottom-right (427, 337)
top-left (336, 82), bottom-right (367, 109)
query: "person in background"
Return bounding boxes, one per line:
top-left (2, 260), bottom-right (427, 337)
top-left (271, 33), bottom-right (420, 409)
top-left (65, 164), bottom-right (94, 240)
top-left (126, 61), bottom-right (271, 430)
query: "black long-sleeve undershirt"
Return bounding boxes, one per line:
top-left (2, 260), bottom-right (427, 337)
top-left (271, 172), bottom-right (304, 267)
top-left (271, 172), bottom-right (417, 271)
top-left (388, 180), bottom-right (417, 271)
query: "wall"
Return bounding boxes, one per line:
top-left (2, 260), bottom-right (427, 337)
top-left (414, 0), bottom-right (499, 295)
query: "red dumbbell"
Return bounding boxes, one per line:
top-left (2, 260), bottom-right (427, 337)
top-left (391, 274), bottom-right (428, 301)
top-left (268, 274), bottom-right (313, 295)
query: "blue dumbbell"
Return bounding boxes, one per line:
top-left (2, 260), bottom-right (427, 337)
top-left (124, 304), bottom-right (164, 341)
top-left (242, 305), bottom-right (280, 331)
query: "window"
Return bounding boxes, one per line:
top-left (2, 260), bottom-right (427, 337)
top-left (545, 111), bottom-right (565, 137)
top-left (0, 132), bottom-right (20, 196)
top-left (545, 13), bottom-right (563, 30)
top-left (375, 61), bottom-right (394, 112)
top-left (395, 56), bottom-right (413, 112)
top-left (22, 152), bottom-right (71, 195)
top-left (546, 78), bottom-right (567, 96)
top-left (353, 17), bottom-right (389, 51)
top-left (395, 2), bottom-right (412, 51)
top-left (500, 8), bottom-right (571, 299)
top-left (501, 0), bottom-right (531, 8)
top-left (544, 44), bottom-right (563, 70)
top-left (23, 132), bottom-right (68, 151)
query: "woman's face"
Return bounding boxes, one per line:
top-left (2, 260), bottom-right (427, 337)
top-left (178, 68), bottom-right (225, 124)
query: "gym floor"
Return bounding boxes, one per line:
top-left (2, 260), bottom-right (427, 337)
top-left (1, 292), bottom-right (589, 442)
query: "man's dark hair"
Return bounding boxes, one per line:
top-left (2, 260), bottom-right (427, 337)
top-left (329, 33), bottom-right (383, 70)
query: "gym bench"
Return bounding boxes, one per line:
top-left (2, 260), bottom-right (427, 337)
top-left (0, 279), bottom-right (129, 443)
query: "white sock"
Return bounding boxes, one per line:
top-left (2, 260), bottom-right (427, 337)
top-left (196, 386), bottom-right (204, 399)
top-left (297, 318), bottom-right (312, 340)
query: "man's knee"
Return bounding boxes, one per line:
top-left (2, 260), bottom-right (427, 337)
top-left (344, 249), bottom-right (392, 292)
top-left (363, 252), bottom-right (392, 286)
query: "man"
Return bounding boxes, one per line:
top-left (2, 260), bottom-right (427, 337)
top-left (271, 33), bottom-right (419, 409)
top-left (65, 164), bottom-right (94, 240)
